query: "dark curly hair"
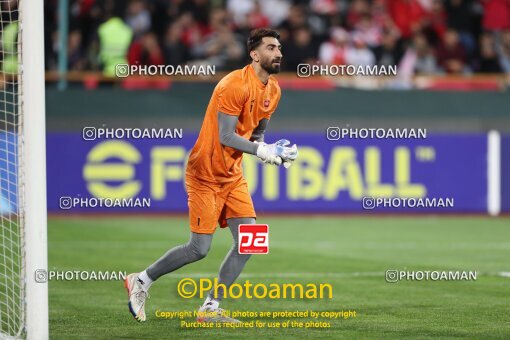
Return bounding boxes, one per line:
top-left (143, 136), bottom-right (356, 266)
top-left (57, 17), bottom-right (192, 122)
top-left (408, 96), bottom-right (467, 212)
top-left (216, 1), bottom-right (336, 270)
top-left (247, 28), bottom-right (280, 53)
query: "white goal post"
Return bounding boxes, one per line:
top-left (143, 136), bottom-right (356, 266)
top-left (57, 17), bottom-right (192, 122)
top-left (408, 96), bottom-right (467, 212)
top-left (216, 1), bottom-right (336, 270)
top-left (21, 0), bottom-right (48, 339)
top-left (1, 0), bottom-right (48, 339)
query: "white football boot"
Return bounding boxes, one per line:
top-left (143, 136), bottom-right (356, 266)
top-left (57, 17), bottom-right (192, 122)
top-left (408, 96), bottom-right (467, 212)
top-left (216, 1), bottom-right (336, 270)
top-left (196, 302), bottom-right (241, 324)
top-left (124, 273), bottom-right (149, 322)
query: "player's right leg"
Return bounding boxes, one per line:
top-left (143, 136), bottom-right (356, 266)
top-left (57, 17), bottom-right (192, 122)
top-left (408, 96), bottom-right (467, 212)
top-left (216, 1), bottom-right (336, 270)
top-left (125, 176), bottom-right (219, 322)
top-left (124, 232), bottom-right (213, 322)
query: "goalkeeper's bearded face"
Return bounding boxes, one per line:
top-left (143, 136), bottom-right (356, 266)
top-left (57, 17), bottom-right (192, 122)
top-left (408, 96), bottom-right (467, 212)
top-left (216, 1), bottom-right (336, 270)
top-left (257, 37), bottom-right (282, 74)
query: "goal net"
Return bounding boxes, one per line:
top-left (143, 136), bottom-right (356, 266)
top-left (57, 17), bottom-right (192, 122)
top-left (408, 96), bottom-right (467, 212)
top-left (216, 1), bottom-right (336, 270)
top-left (0, 0), bottom-right (24, 337)
top-left (1, 1), bottom-right (47, 338)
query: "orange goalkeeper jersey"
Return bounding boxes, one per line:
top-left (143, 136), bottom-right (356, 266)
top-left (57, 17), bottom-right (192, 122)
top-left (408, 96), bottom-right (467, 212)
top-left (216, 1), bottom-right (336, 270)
top-left (186, 64), bottom-right (281, 183)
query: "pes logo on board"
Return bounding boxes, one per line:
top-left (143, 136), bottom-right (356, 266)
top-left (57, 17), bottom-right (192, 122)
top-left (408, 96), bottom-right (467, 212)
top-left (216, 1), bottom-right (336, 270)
top-left (238, 224), bottom-right (269, 254)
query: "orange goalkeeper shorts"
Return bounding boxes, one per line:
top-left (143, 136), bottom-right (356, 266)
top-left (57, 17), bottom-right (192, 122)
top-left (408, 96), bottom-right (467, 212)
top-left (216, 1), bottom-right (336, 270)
top-left (185, 175), bottom-right (256, 234)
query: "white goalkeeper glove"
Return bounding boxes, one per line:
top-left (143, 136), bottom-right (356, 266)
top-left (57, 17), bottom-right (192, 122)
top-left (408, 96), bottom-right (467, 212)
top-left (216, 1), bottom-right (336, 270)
top-left (256, 139), bottom-right (299, 166)
top-left (275, 139), bottom-right (298, 168)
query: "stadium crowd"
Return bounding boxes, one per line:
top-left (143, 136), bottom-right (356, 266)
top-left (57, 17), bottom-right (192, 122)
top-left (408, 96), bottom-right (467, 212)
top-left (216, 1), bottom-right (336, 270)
top-left (41, 0), bottom-right (510, 75)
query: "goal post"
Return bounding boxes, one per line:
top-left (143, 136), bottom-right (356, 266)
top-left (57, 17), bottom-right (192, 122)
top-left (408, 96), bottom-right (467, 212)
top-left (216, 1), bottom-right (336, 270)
top-left (1, 0), bottom-right (48, 339)
top-left (21, 0), bottom-right (48, 338)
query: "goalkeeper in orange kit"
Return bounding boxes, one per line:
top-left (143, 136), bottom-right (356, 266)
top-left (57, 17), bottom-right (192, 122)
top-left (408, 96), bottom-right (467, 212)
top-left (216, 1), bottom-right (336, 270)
top-left (124, 28), bottom-right (298, 323)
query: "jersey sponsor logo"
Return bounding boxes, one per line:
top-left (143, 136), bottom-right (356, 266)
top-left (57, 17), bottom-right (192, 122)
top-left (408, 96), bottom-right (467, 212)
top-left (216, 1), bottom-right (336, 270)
top-left (264, 99), bottom-right (270, 108)
top-left (238, 224), bottom-right (269, 254)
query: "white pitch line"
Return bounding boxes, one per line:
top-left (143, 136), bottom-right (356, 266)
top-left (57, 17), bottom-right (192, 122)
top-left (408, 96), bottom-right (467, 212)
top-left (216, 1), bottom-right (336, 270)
top-left (163, 271), bottom-right (510, 279)
top-left (164, 272), bottom-right (384, 279)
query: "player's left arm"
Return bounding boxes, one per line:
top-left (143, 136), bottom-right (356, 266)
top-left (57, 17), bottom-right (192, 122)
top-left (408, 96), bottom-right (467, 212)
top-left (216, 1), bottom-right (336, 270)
top-left (250, 118), bottom-right (269, 143)
top-left (249, 117), bottom-right (298, 167)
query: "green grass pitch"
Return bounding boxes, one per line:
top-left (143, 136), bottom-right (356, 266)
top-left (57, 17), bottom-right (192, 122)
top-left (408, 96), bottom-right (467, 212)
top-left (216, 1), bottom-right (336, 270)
top-left (48, 216), bottom-right (510, 338)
